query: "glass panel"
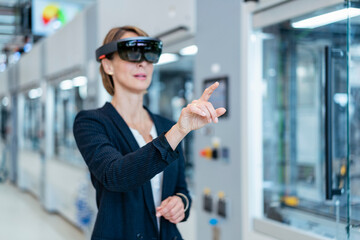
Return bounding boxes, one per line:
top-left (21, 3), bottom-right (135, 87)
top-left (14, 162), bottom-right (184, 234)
top-left (0, 97), bottom-right (10, 143)
top-left (261, 3), bottom-right (350, 239)
top-left (348, 1), bottom-right (360, 239)
top-left (17, 90), bottom-right (43, 198)
top-left (0, 97), bottom-right (10, 182)
top-left (53, 78), bottom-right (87, 167)
top-left (22, 96), bottom-right (42, 151)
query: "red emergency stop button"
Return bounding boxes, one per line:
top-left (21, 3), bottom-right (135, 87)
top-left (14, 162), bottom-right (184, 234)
top-left (200, 147), bottom-right (212, 159)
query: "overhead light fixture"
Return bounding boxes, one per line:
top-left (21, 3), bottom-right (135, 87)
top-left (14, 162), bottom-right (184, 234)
top-left (0, 54), bottom-right (6, 63)
top-left (73, 76), bottom-right (88, 87)
top-left (59, 79), bottom-right (73, 90)
top-left (334, 93), bottom-right (348, 107)
top-left (0, 63), bottom-right (6, 72)
top-left (9, 52), bottom-right (21, 64)
top-left (2, 97), bottom-right (9, 106)
top-left (292, 7), bottom-right (360, 29)
top-left (179, 45), bottom-right (198, 56)
top-left (28, 88), bottom-right (43, 99)
top-left (24, 43), bottom-right (32, 53)
top-left (156, 53), bottom-right (179, 65)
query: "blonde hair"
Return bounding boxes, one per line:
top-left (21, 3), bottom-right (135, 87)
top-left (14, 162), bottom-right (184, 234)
top-left (99, 26), bottom-right (148, 96)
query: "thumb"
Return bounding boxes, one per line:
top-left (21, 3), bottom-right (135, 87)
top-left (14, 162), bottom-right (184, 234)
top-left (157, 197), bottom-right (171, 211)
top-left (216, 108), bottom-right (227, 117)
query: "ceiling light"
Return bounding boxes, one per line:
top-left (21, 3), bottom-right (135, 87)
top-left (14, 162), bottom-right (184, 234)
top-left (292, 8), bottom-right (360, 29)
top-left (179, 45), bottom-right (198, 56)
top-left (334, 93), bottom-right (348, 107)
top-left (28, 88), bottom-right (42, 99)
top-left (73, 76), bottom-right (88, 87)
top-left (24, 43), bottom-right (32, 53)
top-left (156, 53), bottom-right (179, 65)
top-left (2, 97), bottom-right (9, 106)
top-left (0, 63), bottom-right (6, 72)
top-left (0, 54), bottom-right (6, 63)
top-left (9, 52), bottom-right (21, 64)
top-left (59, 79), bottom-right (73, 90)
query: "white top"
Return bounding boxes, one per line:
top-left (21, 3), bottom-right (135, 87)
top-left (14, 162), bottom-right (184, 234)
top-left (129, 124), bottom-right (163, 231)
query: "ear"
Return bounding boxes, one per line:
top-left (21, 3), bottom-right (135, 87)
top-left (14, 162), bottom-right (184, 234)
top-left (101, 58), bottom-right (114, 75)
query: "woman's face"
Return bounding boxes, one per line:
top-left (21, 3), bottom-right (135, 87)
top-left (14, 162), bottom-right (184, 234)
top-left (105, 31), bottom-right (154, 95)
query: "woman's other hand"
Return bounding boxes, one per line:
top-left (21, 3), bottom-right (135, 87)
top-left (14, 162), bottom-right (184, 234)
top-left (156, 196), bottom-right (185, 224)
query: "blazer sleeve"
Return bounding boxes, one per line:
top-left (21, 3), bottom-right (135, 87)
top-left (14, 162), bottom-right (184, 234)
top-left (175, 143), bottom-right (192, 221)
top-left (73, 110), bottom-right (180, 192)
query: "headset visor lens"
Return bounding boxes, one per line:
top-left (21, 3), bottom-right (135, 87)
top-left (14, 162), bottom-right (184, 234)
top-left (117, 39), bottom-right (162, 63)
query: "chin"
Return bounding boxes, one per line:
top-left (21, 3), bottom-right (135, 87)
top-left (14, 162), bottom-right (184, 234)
top-left (137, 81), bottom-right (151, 89)
top-left (126, 79), bottom-right (151, 93)
top-left (131, 86), bottom-right (150, 95)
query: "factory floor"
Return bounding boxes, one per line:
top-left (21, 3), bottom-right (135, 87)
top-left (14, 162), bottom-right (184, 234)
top-left (0, 181), bottom-right (196, 240)
top-left (0, 182), bottom-right (85, 240)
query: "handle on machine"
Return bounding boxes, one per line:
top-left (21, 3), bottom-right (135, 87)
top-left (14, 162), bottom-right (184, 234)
top-left (324, 46), bottom-right (342, 200)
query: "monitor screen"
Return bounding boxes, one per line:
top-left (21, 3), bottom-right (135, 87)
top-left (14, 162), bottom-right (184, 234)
top-left (203, 76), bottom-right (228, 117)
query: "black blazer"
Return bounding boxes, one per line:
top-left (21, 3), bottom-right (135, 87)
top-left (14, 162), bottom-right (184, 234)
top-left (73, 102), bottom-right (191, 240)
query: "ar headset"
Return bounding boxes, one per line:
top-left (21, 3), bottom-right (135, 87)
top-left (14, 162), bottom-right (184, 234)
top-left (95, 37), bottom-right (163, 64)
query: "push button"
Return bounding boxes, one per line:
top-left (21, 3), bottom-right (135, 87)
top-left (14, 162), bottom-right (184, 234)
top-left (217, 191), bottom-right (227, 218)
top-left (203, 188), bottom-right (213, 213)
top-left (200, 147), bottom-right (212, 159)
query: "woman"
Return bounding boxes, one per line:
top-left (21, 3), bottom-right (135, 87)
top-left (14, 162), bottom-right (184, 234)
top-left (73, 26), bottom-right (226, 240)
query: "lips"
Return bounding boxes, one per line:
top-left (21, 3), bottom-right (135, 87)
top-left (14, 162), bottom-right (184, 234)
top-left (133, 74), bottom-right (147, 80)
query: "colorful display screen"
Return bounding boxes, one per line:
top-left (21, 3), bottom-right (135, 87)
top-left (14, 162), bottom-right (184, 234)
top-left (32, 0), bottom-right (81, 36)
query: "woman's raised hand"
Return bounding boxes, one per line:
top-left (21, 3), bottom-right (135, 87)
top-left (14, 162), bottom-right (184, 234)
top-left (176, 81), bottom-right (226, 135)
top-left (165, 81), bottom-right (226, 150)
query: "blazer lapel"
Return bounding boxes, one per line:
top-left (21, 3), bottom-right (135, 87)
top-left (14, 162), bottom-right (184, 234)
top-left (144, 108), bottom-right (169, 229)
top-left (103, 102), bottom-right (139, 152)
top-left (145, 108), bottom-right (173, 200)
top-left (142, 181), bottom-right (158, 229)
top-left (104, 103), bottom-right (158, 229)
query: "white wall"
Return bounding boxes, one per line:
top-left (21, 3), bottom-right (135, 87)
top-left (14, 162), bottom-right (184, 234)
top-left (18, 42), bottom-right (42, 89)
top-left (252, 0), bottom-right (342, 28)
top-left (0, 71), bottom-right (8, 96)
top-left (45, 10), bottom-right (86, 77)
top-left (97, 0), bottom-right (195, 45)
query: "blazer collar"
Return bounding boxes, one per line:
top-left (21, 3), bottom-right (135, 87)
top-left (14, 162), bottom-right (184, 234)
top-left (104, 102), bottom-right (168, 142)
top-left (103, 102), bottom-right (168, 231)
top-left (103, 102), bottom-right (140, 152)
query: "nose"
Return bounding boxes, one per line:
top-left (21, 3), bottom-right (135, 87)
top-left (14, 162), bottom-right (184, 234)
top-left (136, 60), bottom-right (150, 67)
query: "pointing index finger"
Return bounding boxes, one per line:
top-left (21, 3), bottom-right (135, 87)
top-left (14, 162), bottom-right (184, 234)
top-left (200, 81), bottom-right (219, 101)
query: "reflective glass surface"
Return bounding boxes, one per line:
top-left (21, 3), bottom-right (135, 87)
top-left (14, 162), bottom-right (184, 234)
top-left (54, 79), bottom-right (87, 167)
top-left (348, 2), bottom-right (360, 239)
top-left (259, 3), bottom-right (360, 239)
top-left (0, 101), bottom-right (10, 182)
top-left (0, 101), bottom-right (10, 143)
top-left (22, 96), bottom-right (42, 151)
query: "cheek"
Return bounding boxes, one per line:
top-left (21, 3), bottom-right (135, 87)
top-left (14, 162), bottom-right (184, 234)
top-left (113, 65), bottom-right (130, 83)
top-left (147, 65), bottom-right (154, 75)
top-left (120, 62), bottom-right (132, 72)
top-left (117, 62), bottom-right (133, 77)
